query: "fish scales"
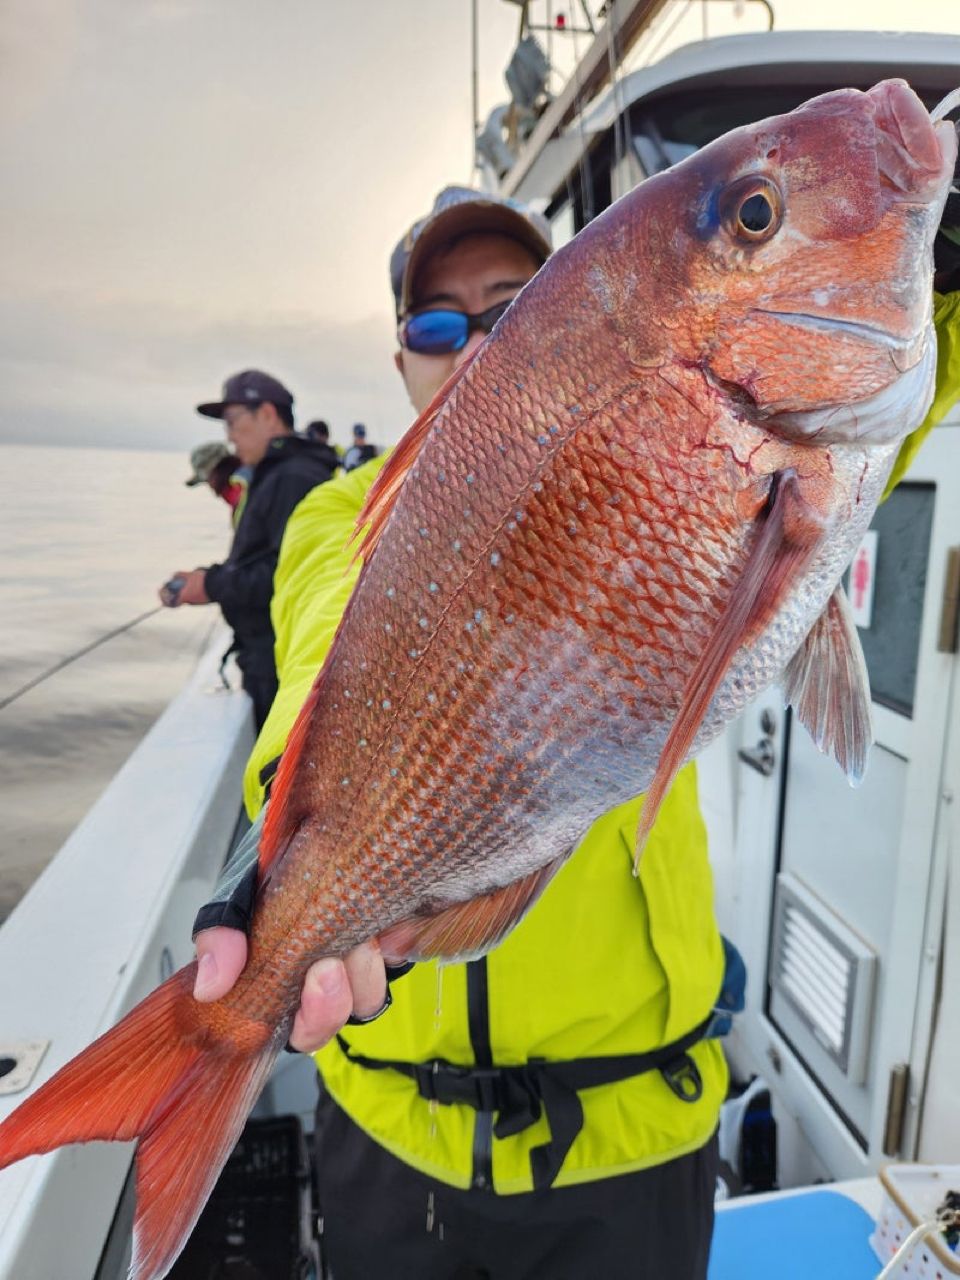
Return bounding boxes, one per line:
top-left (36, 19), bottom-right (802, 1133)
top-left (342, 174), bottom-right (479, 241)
top-left (239, 382), bottom-right (788, 1015)
top-left (226, 81), bottom-right (947, 1017)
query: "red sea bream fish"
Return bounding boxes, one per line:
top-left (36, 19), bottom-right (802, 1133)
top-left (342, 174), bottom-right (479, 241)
top-left (0, 80), bottom-right (955, 1279)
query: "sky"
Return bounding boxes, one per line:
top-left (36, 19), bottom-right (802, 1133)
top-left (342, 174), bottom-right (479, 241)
top-left (3, 0), bottom-right (960, 455)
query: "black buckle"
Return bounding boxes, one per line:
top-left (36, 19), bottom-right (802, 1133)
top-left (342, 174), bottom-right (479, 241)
top-left (414, 1061), bottom-right (503, 1111)
top-left (659, 1053), bottom-right (703, 1102)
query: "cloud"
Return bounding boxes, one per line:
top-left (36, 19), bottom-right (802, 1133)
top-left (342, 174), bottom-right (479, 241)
top-left (0, 291), bottom-right (415, 452)
top-left (0, 0), bottom-right (523, 452)
top-left (0, 0), bottom-right (81, 127)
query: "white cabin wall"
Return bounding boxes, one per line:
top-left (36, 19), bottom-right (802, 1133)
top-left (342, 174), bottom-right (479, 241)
top-left (918, 681), bottom-right (960, 1160)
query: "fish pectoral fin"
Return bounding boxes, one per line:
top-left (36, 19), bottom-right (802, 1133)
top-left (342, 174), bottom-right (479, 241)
top-left (377, 857), bottom-right (567, 965)
top-left (634, 469), bottom-right (827, 867)
top-left (783, 583), bottom-right (874, 785)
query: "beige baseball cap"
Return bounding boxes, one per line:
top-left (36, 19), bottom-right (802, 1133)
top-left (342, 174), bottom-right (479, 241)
top-left (390, 186), bottom-right (552, 317)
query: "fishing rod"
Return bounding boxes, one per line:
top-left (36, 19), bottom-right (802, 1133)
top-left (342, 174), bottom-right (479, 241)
top-left (0, 606), bottom-right (164, 713)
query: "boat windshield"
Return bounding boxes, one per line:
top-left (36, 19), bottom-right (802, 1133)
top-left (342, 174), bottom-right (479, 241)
top-left (629, 81), bottom-right (945, 176)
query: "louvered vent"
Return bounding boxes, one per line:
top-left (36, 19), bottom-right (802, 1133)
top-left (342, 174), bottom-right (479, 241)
top-left (770, 873), bottom-right (877, 1083)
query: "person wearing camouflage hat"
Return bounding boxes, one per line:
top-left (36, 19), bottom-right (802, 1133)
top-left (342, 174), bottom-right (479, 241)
top-left (184, 441), bottom-right (232, 487)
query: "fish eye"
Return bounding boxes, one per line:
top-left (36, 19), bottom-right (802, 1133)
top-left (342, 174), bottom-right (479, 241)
top-left (739, 194), bottom-right (774, 233)
top-left (720, 176), bottom-right (783, 243)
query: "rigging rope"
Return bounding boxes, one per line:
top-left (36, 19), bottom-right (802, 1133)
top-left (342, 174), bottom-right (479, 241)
top-left (0, 606), bottom-right (164, 713)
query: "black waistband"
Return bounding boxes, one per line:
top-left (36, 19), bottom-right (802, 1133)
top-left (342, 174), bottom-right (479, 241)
top-left (335, 1014), bottom-right (711, 1190)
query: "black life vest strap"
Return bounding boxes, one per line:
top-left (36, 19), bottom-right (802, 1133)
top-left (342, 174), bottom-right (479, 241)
top-left (335, 1013), bottom-right (711, 1190)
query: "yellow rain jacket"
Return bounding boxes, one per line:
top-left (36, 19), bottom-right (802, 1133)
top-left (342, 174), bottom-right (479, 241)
top-left (882, 290), bottom-right (960, 498)
top-left (244, 456), bottom-right (727, 1193)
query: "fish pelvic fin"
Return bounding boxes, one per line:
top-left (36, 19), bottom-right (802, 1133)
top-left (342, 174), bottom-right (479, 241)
top-left (783, 583), bottom-right (874, 785)
top-left (377, 856), bottom-right (566, 965)
top-left (635, 470), bottom-right (826, 868)
top-left (0, 965), bottom-right (282, 1280)
top-left (355, 345), bottom-right (482, 563)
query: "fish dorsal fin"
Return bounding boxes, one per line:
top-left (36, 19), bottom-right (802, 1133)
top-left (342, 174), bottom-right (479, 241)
top-left (356, 347), bottom-right (481, 562)
top-left (259, 353), bottom-right (483, 879)
top-left (257, 676), bottom-right (325, 877)
top-left (783, 583), bottom-right (873, 785)
top-left (634, 471), bottom-right (826, 867)
top-left (376, 856), bottom-right (565, 965)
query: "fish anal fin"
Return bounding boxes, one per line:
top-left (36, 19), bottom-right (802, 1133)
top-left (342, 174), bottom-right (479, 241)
top-left (783, 584), bottom-right (874, 785)
top-left (635, 470), bottom-right (826, 865)
top-left (355, 346), bottom-right (482, 562)
top-left (377, 857), bottom-right (565, 965)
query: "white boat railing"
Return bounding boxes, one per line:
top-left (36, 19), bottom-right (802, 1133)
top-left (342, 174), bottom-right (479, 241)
top-left (0, 632), bottom-right (254, 1280)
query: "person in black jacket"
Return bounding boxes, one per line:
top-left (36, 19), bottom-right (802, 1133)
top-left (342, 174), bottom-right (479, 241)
top-left (159, 369), bottom-right (334, 728)
top-left (303, 419), bottom-right (342, 475)
top-left (342, 422), bottom-right (379, 471)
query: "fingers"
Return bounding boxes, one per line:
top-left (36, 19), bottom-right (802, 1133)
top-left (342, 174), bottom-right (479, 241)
top-left (344, 941), bottom-right (389, 1019)
top-left (193, 929), bottom-right (390, 1052)
top-left (289, 958), bottom-right (355, 1052)
top-left (288, 942), bottom-right (388, 1053)
top-left (193, 927), bottom-right (248, 1001)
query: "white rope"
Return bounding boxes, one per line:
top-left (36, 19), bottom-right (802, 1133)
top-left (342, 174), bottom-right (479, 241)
top-left (931, 87), bottom-right (960, 123)
top-left (874, 1208), bottom-right (960, 1280)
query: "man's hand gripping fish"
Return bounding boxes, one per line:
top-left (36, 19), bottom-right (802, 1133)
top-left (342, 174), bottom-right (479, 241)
top-left (0, 80), bottom-right (955, 1280)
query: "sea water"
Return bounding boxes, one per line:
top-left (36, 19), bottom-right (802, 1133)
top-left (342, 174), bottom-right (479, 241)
top-left (0, 443), bottom-right (237, 921)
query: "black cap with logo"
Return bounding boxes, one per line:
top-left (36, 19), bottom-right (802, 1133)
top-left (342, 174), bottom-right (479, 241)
top-left (196, 369), bottom-right (294, 420)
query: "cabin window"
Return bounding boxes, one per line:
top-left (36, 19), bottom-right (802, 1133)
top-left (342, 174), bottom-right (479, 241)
top-left (843, 481), bottom-right (935, 719)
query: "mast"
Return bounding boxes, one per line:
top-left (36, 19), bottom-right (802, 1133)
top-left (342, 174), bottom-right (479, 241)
top-left (500, 0), bottom-right (670, 196)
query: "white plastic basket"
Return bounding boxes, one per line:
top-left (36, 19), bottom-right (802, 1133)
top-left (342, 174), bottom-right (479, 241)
top-left (871, 1164), bottom-right (960, 1278)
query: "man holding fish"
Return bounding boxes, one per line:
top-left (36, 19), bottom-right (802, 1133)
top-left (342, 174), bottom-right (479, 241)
top-left (1, 80), bottom-right (956, 1280)
top-left (192, 184), bottom-right (729, 1278)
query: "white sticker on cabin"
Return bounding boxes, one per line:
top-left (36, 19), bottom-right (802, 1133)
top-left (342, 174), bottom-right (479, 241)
top-left (849, 530), bottom-right (878, 629)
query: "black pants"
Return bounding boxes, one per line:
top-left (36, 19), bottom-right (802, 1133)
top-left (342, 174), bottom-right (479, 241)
top-left (314, 1089), bottom-right (718, 1280)
top-left (239, 664), bottom-right (277, 731)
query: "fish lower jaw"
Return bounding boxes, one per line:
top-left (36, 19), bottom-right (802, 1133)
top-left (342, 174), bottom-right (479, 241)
top-left (756, 309), bottom-right (924, 358)
top-left (762, 322), bottom-right (936, 445)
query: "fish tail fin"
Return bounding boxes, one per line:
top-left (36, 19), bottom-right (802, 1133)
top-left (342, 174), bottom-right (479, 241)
top-left (0, 965), bottom-right (281, 1280)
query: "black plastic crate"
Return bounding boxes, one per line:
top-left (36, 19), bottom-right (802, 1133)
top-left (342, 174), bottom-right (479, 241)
top-left (167, 1116), bottom-right (319, 1280)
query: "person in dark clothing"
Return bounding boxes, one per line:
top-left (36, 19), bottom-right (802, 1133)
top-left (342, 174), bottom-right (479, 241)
top-left (184, 442), bottom-right (251, 527)
top-left (303, 420), bottom-right (342, 475)
top-left (342, 422), bottom-right (378, 471)
top-left (203, 454), bottom-right (251, 527)
top-left (159, 369), bottom-right (334, 728)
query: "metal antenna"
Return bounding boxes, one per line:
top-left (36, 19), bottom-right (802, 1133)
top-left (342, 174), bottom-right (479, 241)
top-left (471, 0), bottom-right (480, 176)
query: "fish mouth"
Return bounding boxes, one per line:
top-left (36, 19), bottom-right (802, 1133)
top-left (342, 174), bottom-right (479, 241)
top-left (755, 309), bottom-right (924, 371)
top-left (870, 79), bottom-right (956, 201)
top-left (761, 321), bottom-right (937, 445)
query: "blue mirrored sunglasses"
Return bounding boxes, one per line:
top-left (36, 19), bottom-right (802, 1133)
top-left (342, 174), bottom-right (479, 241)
top-left (399, 298), bottom-right (515, 355)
